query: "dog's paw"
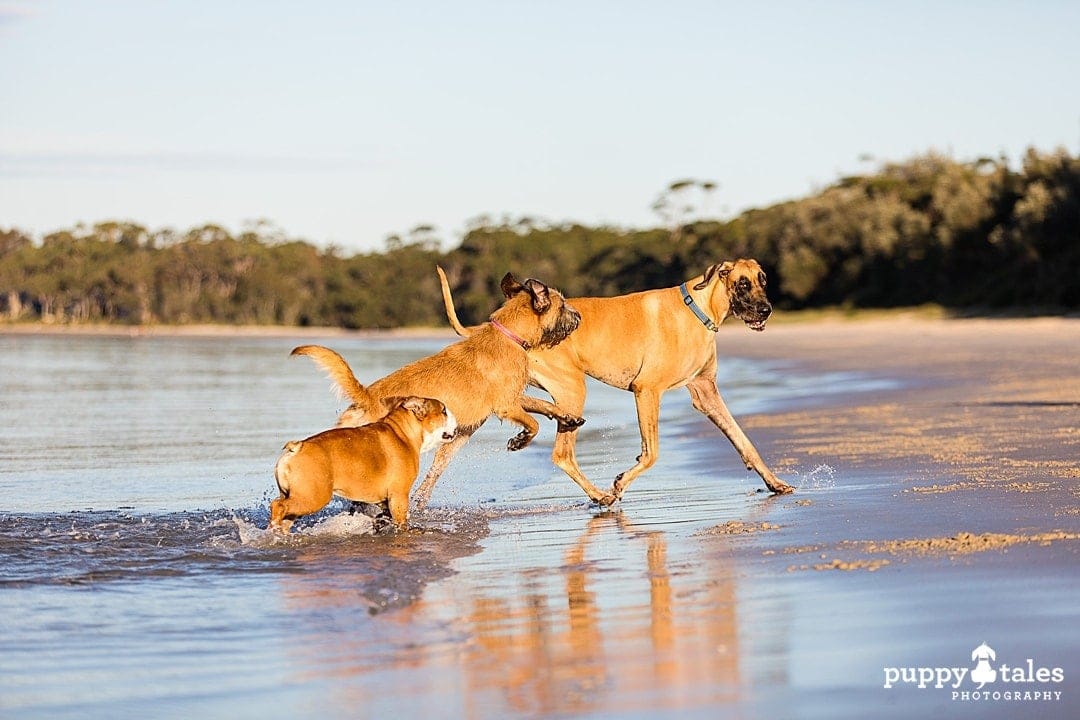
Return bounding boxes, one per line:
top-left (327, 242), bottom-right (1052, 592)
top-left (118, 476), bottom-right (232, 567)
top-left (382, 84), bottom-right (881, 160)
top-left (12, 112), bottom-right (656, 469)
top-left (556, 415), bottom-right (585, 432)
top-left (594, 493), bottom-right (619, 507)
top-left (613, 472), bottom-right (627, 495)
top-left (767, 480), bottom-right (796, 495)
top-left (507, 430), bottom-right (534, 452)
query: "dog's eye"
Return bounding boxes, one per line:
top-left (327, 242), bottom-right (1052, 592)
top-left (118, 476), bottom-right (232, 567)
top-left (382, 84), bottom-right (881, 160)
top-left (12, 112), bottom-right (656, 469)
top-left (738, 278), bottom-right (751, 291)
top-left (758, 272), bottom-right (766, 287)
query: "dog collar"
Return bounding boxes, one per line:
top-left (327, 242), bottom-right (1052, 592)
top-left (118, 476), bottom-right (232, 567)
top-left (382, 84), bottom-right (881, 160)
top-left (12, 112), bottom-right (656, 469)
top-left (490, 319), bottom-right (529, 349)
top-left (679, 283), bottom-right (719, 332)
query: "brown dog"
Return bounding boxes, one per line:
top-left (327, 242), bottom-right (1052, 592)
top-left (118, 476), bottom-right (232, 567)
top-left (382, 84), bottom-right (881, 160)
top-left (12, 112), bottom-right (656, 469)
top-left (293, 273), bottom-right (583, 508)
top-left (438, 259), bottom-right (794, 504)
top-left (269, 396), bottom-right (457, 533)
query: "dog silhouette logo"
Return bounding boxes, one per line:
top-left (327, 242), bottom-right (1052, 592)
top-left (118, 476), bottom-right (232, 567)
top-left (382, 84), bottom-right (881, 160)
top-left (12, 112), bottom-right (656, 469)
top-left (971, 642), bottom-right (997, 688)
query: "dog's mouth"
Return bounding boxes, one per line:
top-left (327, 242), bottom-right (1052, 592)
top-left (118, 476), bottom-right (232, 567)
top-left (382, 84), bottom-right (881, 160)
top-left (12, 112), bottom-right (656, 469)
top-left (730, 293), bottom-right (771, 333)
top-left (746, 317), bottom-right (768, 332)
top-left (441, 431), bottom-right (455, 442)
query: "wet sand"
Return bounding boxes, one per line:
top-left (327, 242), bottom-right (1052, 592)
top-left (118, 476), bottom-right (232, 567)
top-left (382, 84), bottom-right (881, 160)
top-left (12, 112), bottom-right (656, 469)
top-left (706, 317), bottom-right (1080, 717)
top-left (726, 316), bottom-right (1080, 499)
top-left (382, 317), bottom-right (1079, 719)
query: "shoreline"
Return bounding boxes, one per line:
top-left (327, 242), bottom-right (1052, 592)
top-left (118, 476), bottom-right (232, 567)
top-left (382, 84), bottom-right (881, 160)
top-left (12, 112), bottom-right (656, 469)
top-left (1, 306), bottom-right (1075, 338)
top-left (0, 322), bottom-right (457, 339)
top-left (712, 314), bottom-right (1079, 556)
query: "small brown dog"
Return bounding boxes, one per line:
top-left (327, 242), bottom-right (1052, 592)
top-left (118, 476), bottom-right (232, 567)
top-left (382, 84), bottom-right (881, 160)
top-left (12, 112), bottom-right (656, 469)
top-left (293, 272), bottom-right (583, 508)
top-left (269, 396), bottom-right (457, 533)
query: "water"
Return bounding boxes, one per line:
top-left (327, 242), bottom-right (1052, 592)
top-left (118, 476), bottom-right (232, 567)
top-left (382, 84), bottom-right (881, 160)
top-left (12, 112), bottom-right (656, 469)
top-left (0, 333), bottom-right (899, 718)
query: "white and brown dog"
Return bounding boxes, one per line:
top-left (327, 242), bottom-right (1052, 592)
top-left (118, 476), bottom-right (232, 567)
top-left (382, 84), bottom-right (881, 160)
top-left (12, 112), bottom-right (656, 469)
top-left (269, 396), bottom-right (456, 533)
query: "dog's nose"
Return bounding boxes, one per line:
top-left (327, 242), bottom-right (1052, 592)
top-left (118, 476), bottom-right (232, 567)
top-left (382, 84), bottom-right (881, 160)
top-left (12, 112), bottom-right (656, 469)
top-left (758, 303), bottom-right (772, 317)
top-left (442, 432), bottom-right (455, 441)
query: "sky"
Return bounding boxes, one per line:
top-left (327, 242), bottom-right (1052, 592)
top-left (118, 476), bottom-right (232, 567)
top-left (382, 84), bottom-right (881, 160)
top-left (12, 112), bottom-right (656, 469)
top-left (2, 1), bottom-right (1079, 253)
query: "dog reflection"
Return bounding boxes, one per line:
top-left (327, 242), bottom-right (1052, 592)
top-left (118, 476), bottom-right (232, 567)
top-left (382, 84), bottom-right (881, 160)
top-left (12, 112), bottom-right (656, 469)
top-left (270, 512), bottom-right (741, 716)
top-left (459, 512), bottom-right (740, 715)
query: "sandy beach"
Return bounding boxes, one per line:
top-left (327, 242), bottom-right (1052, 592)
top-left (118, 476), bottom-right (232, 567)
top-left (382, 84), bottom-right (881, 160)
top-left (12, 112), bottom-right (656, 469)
top-left (695, 316), bottom-right (1080, 717)
top-left (724, 316), bottom-right (1079, 505)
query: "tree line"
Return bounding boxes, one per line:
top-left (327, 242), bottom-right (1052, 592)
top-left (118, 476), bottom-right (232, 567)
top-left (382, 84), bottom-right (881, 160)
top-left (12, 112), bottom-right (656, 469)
top-left (1, 147), bottom-right (1076, 328)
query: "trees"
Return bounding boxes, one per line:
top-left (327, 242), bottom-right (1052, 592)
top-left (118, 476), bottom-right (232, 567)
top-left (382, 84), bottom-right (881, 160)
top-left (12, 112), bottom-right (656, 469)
top-left (0, 228), bottom-right (33, 319)
top-left (0, 147), bottom-right (1076, 327)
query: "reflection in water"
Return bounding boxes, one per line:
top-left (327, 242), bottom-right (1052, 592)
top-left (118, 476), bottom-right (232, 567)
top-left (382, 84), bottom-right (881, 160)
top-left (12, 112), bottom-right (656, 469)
top-left (270, 516), bottom-right (489, 699)
top-left (276, 511), bottom-right (747, 717)
top-left (458, 513), bottom-right (740, 715)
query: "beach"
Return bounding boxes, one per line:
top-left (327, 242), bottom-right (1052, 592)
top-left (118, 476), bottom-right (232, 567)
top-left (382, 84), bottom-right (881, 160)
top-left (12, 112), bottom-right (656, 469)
top-left (701, 316), bottom-right (1080, 717)
top-left (1, 316), bottom-right (1077, 719)
top-left (726, 316), bottom-right (1079, 502)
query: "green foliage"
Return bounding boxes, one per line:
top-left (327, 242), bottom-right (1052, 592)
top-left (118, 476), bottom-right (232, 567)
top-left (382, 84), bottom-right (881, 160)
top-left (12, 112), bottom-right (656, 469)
top-left (1, 147), bottom-right (1077, 327)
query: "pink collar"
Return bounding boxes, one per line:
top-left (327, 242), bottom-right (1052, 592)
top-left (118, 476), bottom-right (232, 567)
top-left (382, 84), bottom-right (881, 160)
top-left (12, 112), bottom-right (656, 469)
top-left (490, 319), bottom-right (528, 349)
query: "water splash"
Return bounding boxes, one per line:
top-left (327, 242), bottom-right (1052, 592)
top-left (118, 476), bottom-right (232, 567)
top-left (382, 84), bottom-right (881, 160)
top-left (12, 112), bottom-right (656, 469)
top-left (788, 464), bottom-right (837, 491)
top-left (232, 510), bottom-right (377, 547)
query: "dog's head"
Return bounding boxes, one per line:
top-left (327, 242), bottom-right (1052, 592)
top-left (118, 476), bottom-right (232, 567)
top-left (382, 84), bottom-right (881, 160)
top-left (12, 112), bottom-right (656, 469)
top-left (386, 396), bottom-right (458, 452)
top-left (493, 273), bottom-right (581, 349)
top-left (695, 258), bottom-right (773, 331)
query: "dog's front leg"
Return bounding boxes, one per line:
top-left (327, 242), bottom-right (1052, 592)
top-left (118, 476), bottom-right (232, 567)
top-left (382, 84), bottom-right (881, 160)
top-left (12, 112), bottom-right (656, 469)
top-left (412, 426), bottom-right (477, 509)
top-left (543, 379), bottom-right (617, 506)
top-left (519, 396), bottom-right (586, 432)
top-left (551, 428), bottom-right (616, 505)
top-left (686, 374), bottom-right (794, 494)
top-left (612, 387), bottom-right (662, 499)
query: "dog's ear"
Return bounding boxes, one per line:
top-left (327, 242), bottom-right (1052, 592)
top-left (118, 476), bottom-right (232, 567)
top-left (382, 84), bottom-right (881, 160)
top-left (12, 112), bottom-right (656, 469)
top-left (522, 279), bottom-right (552, 313)
top-left (399, 396), bottom-right (432, 419)
top-left (500, 273), bottom-right (524, 298)
top-left (693, 261), bottom-right (734, 290)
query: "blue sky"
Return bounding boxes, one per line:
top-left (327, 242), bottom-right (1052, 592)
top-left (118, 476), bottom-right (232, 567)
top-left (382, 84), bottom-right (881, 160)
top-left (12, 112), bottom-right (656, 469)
top-left (2, 1), bottom-right (1078, 252)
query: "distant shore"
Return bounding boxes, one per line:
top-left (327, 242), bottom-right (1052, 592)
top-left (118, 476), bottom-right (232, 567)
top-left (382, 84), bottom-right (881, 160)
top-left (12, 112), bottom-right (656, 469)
top-left (0, 322), bottom-right (457, 339)
top-left (2, 305), bottom-right (1073, 339)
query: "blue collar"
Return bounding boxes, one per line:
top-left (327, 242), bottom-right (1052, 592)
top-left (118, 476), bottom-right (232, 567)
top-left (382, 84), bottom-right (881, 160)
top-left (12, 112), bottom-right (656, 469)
top-left (679, 283), bottom-right (719, 332)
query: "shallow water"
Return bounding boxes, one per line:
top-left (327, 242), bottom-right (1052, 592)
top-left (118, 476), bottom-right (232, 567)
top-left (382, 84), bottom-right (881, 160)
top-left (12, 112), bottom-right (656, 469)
top-left (2, 334), bottom-right (1072, 719)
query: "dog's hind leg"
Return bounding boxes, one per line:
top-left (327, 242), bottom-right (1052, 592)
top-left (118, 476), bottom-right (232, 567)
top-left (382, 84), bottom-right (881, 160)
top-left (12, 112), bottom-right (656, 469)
top-left (388, 491), bottom-right (409, 528)
top-left (612, 387), bottom-right (662, 499)
top-left (686, 372), bottom-right (794, 494)
top-left (412, 425), bottom-right (478, 510)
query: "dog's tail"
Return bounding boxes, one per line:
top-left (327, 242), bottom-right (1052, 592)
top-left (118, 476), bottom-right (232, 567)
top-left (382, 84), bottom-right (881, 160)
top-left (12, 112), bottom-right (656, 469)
top-left (436, 265), bottom-right (474, 338)
top-left (291, 345), bottom-right (375, 408)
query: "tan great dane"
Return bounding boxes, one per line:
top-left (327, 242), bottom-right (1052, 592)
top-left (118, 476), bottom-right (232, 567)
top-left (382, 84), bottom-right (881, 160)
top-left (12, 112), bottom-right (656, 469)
top-left (438, 259), bottom-right (795, 505)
